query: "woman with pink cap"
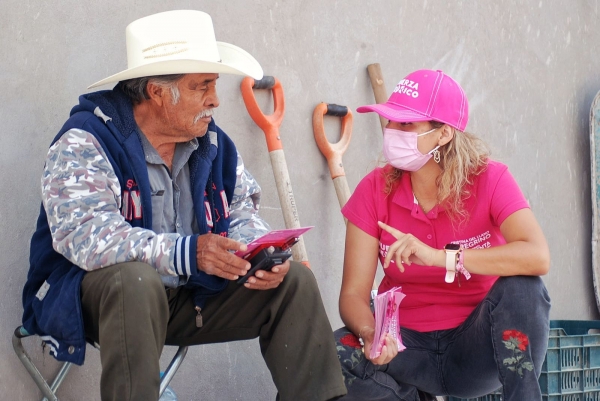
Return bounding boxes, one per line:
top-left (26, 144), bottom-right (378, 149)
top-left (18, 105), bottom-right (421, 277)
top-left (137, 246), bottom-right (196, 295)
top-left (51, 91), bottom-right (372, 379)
top-left (335, 69), bottom-right (550, 400)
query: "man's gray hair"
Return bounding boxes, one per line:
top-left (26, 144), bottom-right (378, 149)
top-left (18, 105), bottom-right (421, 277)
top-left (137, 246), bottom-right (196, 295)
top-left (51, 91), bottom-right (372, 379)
top-left (117, 74), bottom-right (185, 104)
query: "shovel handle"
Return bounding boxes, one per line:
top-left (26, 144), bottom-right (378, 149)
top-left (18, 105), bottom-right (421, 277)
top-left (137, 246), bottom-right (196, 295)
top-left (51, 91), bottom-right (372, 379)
top-left (312, 103), bottom-right (353, 180)
top-left (367, 63), bottom-right (388, 132)
top-left (269, 150), bottom-right (310, 266)
top-left (332, 176), bottom-right (352, 210)
top-left (240, 76), bottom-right (286, 151)
top-left (241, 76), bottom-right (309, 267)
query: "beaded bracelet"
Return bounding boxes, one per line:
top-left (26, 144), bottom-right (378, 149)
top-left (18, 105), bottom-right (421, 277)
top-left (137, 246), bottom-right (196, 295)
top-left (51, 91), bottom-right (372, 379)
top-left (357, 325), bottom-right (371, 351)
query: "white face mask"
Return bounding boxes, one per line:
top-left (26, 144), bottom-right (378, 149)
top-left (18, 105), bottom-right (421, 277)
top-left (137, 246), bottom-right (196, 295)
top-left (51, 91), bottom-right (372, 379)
top-left (382, 127), bottom-right (440, 171)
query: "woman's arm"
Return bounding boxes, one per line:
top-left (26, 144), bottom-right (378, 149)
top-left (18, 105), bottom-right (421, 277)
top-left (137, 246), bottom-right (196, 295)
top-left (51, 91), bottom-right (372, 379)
top-left (339, 222), bottom-right (378, 332)
top-left (339, 222), bottom-right (398, 364)
top-left (380, 208), bottom-right (550, 277)
top-left (462, 208), bottom-right (550, 276)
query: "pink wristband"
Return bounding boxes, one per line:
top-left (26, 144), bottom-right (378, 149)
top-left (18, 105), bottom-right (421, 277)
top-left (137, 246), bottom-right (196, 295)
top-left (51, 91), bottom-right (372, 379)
top-left (456, 248), bottom-right (471, 280)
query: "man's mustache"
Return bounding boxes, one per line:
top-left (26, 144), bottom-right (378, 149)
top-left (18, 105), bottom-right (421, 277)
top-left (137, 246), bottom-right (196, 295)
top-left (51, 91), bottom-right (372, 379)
top-left (193, 108), bottom-right (214, 124)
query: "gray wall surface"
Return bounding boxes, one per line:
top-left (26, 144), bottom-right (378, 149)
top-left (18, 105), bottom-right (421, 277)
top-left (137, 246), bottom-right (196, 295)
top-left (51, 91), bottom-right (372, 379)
top-left (1, 0), bottom-right (599, 399)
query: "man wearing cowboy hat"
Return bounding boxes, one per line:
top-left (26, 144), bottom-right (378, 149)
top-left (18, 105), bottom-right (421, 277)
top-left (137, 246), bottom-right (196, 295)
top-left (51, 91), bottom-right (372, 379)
top-left (21, 10), bottom-right (347, 401)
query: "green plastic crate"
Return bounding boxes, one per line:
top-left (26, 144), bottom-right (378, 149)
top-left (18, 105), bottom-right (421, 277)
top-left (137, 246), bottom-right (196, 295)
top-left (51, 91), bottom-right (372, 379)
top-left (448, 320), bottom-right (600, 401)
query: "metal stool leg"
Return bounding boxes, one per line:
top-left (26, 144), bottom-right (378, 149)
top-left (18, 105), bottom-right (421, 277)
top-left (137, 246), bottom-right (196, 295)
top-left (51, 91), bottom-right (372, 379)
top-left (41, 361), bottom-right (73, 401)
top-left (159, 346), bottom-right (188, 398)
top-left (13, 326), bottom-right (72, 401)
top-left (14, 325), bottom-right (189, 400)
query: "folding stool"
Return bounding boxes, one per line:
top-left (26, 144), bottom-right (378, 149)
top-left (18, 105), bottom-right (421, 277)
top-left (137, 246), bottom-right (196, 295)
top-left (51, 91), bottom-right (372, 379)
top-left (13, 325), bottom-right (188, 401)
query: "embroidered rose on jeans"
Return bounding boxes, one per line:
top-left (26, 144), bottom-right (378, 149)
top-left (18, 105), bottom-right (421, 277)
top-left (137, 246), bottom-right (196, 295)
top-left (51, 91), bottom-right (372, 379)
top-left (502, 329), bottom-right (534, 377)
top-left (340, 333), bottom-right (362, 349)
top-left (337, 332), bottom-right (364, 386)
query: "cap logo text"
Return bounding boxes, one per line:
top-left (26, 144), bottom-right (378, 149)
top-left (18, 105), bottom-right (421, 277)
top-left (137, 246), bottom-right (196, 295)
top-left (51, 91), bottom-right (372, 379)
top-left (393, 79), bottom-right (419, 98)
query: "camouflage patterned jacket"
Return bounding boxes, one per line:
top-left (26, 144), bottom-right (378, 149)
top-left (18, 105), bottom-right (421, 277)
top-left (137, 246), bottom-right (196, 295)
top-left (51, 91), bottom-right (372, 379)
top-left (22, 86), bottom-right (270, 365)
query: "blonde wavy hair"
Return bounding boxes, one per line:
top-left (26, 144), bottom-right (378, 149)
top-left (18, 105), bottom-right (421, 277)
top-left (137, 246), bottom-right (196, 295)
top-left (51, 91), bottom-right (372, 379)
top-left (383, 121), bottom-right (490, 223)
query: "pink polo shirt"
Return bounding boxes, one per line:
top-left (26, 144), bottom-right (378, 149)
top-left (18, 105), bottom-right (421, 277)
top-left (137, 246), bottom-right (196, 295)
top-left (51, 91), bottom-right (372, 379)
top-left (341, 160), bottom-right (529, 332)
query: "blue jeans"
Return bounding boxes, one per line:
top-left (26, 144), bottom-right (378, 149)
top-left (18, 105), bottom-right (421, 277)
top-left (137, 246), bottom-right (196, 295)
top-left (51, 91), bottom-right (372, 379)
top-left (335, 276), bottom-right (551, 401)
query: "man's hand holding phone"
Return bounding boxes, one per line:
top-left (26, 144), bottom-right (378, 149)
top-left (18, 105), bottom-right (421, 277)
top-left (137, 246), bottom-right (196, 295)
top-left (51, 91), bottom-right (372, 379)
top-left (233, 227), bottom-right (313, 290)
top-left (242, 258), bottom-right (291, 290)
top-left (237, 245), bottom-right (293, 289)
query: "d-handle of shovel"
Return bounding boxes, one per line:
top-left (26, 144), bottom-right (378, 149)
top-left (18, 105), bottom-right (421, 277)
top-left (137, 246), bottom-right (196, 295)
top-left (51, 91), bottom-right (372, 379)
top-left (240, 76), bottom-right (286, 151)
top-left (241, 76), bottom-right (309, 267)
top-left (314, 103), bottom-right (377, 293)
top-left (313, 103), bottom-right (353, 209)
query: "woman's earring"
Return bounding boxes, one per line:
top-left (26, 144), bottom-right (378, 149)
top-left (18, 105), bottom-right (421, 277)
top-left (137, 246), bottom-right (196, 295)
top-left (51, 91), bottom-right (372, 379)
top-left (433, 149), bottom-right (441, 163)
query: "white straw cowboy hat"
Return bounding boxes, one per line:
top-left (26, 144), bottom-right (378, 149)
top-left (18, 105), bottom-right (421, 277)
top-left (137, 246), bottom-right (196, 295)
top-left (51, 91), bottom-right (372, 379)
top-left (88, 10), bottom-right (263, 89)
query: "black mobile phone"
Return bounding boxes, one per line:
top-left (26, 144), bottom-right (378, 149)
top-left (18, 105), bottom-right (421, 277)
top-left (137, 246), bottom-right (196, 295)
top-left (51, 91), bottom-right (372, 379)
top-left (236, 246), bottom-right (292, 284)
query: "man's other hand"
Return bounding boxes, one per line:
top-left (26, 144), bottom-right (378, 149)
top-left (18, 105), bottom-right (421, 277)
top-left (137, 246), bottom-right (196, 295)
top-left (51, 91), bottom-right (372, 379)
top-left (243, 259), bottom-right (290, 290)
top-left (196, 234), bottom-right (250, 280)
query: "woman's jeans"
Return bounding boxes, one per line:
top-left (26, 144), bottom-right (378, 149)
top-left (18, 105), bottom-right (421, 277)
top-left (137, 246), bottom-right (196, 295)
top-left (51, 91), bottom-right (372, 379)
top-left (335, 276), bottom-right (551, 401)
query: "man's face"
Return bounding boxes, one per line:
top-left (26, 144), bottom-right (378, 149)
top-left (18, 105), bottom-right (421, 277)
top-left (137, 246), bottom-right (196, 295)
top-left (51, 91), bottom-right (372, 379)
top-left (161, 73), bottom-right (220, 138)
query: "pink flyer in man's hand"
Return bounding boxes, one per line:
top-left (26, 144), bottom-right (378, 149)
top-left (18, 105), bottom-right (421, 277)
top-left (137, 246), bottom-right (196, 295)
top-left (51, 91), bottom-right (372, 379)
top-left (234, 227), bottom-right (314, 259)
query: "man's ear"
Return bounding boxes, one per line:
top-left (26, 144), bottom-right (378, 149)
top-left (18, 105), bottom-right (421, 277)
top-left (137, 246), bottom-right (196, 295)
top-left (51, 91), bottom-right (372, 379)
top-left (438, 125), bottom-right (455, 146)
top-left (145, 82), bottom-right (165, 106)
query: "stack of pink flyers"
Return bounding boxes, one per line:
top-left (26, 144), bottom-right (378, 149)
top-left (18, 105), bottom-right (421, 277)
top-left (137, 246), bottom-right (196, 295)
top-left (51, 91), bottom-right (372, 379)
top-left (370, 286), bottom-right (407, 359)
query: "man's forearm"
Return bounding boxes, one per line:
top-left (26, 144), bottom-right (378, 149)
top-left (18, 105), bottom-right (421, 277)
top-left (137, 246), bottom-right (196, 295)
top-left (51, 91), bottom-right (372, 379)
top-left (43, 129), bottom-right (183, 275)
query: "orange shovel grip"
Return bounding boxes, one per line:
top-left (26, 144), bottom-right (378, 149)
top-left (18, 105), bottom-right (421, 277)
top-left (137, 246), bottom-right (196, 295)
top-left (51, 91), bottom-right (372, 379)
top-left (312, 103), bottom-right (353, 179)
top-left (240, 76), bottom-right (286, 152)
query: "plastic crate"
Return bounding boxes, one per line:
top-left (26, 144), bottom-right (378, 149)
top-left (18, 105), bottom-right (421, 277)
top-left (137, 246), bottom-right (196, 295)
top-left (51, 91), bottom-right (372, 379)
top-left (448, 320), bottom-right (600, 401)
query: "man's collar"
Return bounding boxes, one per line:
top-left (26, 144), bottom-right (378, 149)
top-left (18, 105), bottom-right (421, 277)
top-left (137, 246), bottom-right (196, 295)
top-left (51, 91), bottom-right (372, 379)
top-left (136, 125), bottom-right (199, 165)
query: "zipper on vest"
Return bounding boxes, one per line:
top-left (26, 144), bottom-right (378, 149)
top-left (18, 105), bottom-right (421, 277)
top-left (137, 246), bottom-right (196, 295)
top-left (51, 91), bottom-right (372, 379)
top-left (195, 306), bottom-right (203, 328)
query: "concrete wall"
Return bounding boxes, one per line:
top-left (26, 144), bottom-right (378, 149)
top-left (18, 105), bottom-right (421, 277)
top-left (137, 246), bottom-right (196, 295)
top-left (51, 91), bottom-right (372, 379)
top-left (1, 0), bottom-right (599, 399)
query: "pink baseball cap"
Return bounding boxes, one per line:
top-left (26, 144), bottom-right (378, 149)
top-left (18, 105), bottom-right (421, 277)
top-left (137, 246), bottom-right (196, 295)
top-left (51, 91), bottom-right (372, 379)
top-left (357, 69), bottom-right (469, 131)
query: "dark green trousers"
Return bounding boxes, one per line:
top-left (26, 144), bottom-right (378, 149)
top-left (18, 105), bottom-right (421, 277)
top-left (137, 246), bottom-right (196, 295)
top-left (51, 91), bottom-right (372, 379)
top-left (81, 261), bottom-right (346, 401)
